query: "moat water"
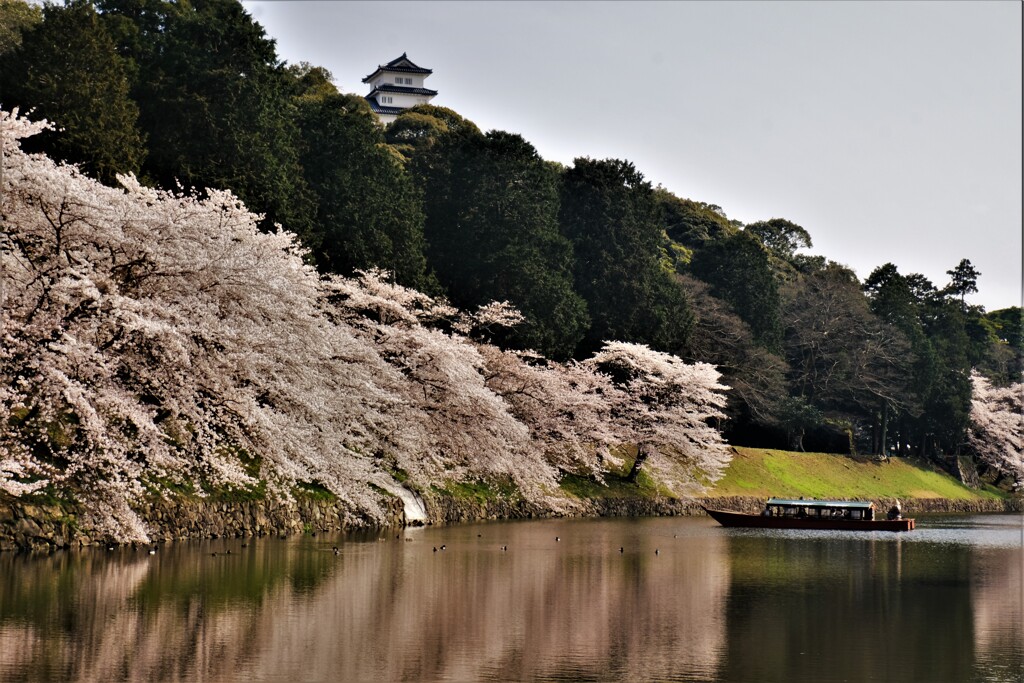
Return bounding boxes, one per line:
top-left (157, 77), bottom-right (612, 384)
top-left (1, 514), bottom-right (1022, 682)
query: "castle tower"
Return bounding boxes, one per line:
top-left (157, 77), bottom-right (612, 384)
top-left (363, 53), bottom-right (437, 125)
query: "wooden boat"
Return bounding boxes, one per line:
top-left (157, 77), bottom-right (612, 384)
top-left (704, 497), bottom-right (915, 532)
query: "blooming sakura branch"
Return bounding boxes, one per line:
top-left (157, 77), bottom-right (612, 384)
top-left (0, 110), bottom-right (732, 542)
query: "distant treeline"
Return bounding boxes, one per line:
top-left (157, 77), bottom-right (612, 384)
top-left (1, 0), bottom-right (1020, 464)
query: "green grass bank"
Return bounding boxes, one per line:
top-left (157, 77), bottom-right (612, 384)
top-left (707, 447), bottom-right (1006, 502)
top-left (3, 446), bottom-right (1018, 552)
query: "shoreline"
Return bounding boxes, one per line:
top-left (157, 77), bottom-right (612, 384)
top-left (2, 491), bottom-right (1020, 553)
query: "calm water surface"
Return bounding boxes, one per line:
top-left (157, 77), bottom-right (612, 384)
top-left (1, 514), bottom-right (1022, 682)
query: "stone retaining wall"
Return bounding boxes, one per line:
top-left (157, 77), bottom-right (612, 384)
top-left (138, 495), bottom-right (405, 543)
top-left (0, 502), bottom-right (78, 552)
top-left (0, 494), bottom-right (405, 552)
top-left (420, 493), bottom-right (549, 525)
top-left (2, 492), bottom-right (1020, 552)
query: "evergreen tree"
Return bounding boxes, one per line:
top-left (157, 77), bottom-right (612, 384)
top-left (0, 0), bottom-right (145, 184)
top-left (414, 130), bottom-right (589, 358)
top-left (385, 104), bottom-right (480, 160)
top-left (863, 263), bottom-right (976, 457)
top-left (863, 263), bottom-right (920, 335)
top-left (985, 307), bottom-right (1023, 349)
top-left (653, 187), bottom-right (736, 249)
top-left (0, 0), bottom-right (41, 56)
top-left (945, 258), bottom-right (981, 309)
top-left (977, 307), bottom-right (1023, 385)
top-left (291, 72), bottom-right (430, 289)
top-left (745, 218), bottom-right (813, 262)
top-left (559, 158), bottom-right (692, 356)
top-left (918, 296), bottom-right (973, 454)
top-left (99, 0), bottom-right (315, 240)
top-left (690, 229), bottom-right (783, 351)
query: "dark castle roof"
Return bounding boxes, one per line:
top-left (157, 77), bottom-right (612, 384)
top-left (363, 53), bottom-right (433, 83)
top-left (364, 97), bottom-right (405, 116)
top-left (368, 83), bottom-right (438, 97)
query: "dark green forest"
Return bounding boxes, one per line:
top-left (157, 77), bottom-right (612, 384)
top-left (1, 0), bottom-right (1020, 470)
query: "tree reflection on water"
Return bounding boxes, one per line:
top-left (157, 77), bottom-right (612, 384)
top-left (0, 516), bottom-right (1021, 682)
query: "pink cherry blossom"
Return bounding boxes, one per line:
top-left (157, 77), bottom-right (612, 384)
top-left (967, 372), bottom-right (1023, 484)
top-left (1, 109), bottom-right (733, 541)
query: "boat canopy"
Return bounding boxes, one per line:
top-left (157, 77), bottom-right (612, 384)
top-left (766, 498), bottom-right (874, 510)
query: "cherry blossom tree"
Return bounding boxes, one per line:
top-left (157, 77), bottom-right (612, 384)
top-left (1, 109), bottom-right (734, 541)
top-left (585, 342), bottom-right (731, 495)
top-left (325, 270), bottom-right (557, 497)
top-left (1, 110), bottom-right (405, 538)
top-left (479, 345), bottom-right (619, 479)
top-left (1, 112), bottom-right (555, 538)
top-left (966, 373), bottom-right (1023, 484)
top-left (481, 341), bottom-right (733, 496)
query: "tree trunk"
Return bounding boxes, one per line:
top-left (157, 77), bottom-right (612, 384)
top-left (790, 429), bottom-right (805, 452)
top-left (900, 421), bottom-right (911, 457)
top-left (879, 403), bottom-right (889, 459)
top-left (627, 446), bottom-right (648, 483)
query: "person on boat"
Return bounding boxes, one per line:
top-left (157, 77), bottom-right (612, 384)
top-left (887, 500), bottom-right (902, 520)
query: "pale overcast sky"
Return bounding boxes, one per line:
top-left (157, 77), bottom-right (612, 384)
top-left (242, 0), bottom-right (1022, 311)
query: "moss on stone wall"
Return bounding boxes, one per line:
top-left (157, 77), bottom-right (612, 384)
top-left (4, 491), bottom-right (1021, 553)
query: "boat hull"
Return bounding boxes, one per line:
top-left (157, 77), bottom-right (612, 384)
top-left (704, 507), bottom-right (915, 532)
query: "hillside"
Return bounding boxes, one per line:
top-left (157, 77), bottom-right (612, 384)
top-left (709, 447), bottom-right (1004, 502)
top-left (0, 0), bottom-right (1019, 546)
top-left (0, 111), bottom-right (732, 543)
top-left (0, 0), bottom-right (1019, 471)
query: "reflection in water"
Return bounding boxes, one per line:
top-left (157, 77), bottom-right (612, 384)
top-left (281, 521), bottom-right (728, 682)
top-left (721, 534), bottom-right (976, 683)
top-left (0, 519), bottom-right (728, 682)
top-left (970, 516), bottom-right (1024, 682)
top-left (0, 516), bottom-right (1020, 682)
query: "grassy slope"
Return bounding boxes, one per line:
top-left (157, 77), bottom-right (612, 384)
top-left (708, 447), bottom-right (1004, 501)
